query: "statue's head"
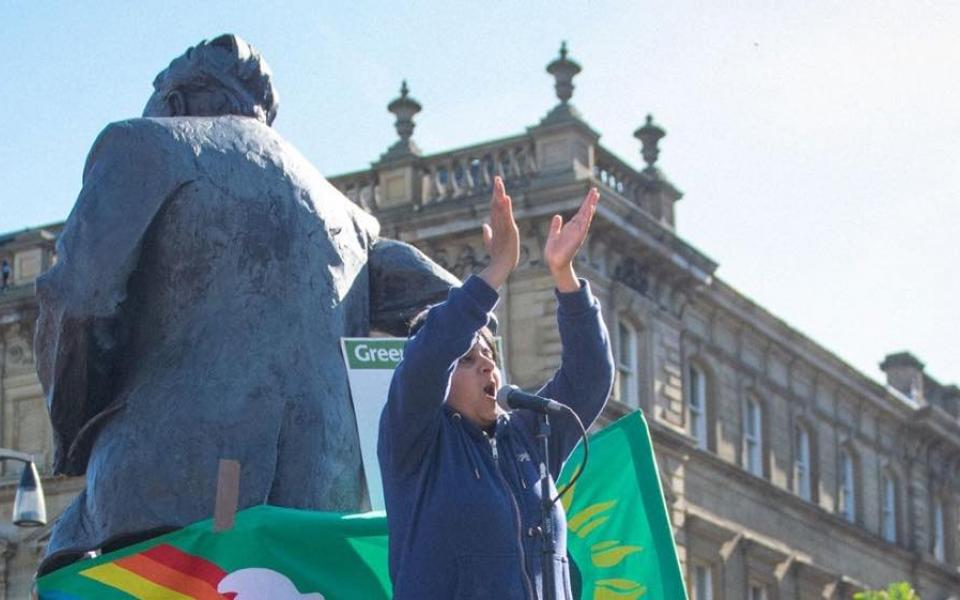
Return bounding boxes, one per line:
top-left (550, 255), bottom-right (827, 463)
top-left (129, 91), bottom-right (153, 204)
top-left (143, 34), bottom-right (278, 126)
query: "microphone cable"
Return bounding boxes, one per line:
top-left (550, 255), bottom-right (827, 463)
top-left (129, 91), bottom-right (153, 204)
top-left (549, 404), bottom-right (589, 506)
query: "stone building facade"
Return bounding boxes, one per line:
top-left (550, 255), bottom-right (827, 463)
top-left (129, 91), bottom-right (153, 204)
top-left (1, 45), bottom-right (958, 598)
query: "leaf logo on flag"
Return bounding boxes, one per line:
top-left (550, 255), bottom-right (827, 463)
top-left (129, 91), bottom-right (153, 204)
top-left (559, 412), bottom-right (688, 600)
top-left (563, 483), bottom-right (647, 599)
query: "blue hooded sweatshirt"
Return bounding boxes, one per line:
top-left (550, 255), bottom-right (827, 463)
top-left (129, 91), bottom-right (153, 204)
top-left (378, 275), bottom-right (615, 599)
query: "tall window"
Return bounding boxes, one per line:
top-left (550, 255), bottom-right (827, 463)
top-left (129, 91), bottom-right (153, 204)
top-left (616, 321), bottom-right (639, 407)
top-left (749, 584), bottom-right (766, 600)
top-left (839, 448), bottom-right (856, 523)
top-left (691, 564), bottom-right (712, 600)
top-left (793, 424), bottom-right (811, 501)
top-left (882, 473), bottom-right (897, 543)
top-left (742, 398), bottom-right (763, 477)
top-left (688, 364), bottom-right (707, 449)
top-left (932, 496), bottom-right (945, 561)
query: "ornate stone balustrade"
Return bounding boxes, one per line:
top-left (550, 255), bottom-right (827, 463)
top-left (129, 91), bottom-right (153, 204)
top-left (596, 142), bottom-right (681, 228)
top-left (418, 135), bottom-right (537, 204)
top-left (330, 170), bottom-right (380, 212)
top-left (328, 135), bottom-right (538, 211)
top-left (594, 145), bottom-right (645, 201)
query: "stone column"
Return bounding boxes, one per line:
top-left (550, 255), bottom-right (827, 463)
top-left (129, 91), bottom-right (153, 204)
top-left (905, 441), bottom-right (930, 554)
top-left (653, 317), bottom-right (685, 429)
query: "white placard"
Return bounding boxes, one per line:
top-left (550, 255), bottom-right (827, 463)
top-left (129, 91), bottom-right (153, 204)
top-left (340, 337), bottom-right (506, 511)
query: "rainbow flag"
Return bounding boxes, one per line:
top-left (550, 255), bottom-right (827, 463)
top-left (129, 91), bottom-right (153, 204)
top-left (76, 544), bottom-right (226, 599)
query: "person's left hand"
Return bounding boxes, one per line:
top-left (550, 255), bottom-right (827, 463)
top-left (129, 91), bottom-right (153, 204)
top-left (543, 188), bottom-right (599, 292)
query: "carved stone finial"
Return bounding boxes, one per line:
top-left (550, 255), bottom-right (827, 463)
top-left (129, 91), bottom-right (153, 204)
top-left (546, 41), bottom-right (581, 105)
top-left (634, 114), bottom-right (666, 167)
top-left (387, 80), bottom-right (422, 144)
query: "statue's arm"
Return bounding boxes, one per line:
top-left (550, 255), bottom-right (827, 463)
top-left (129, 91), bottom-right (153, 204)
top-left (368, 239), bottom-right (460, 336)
top-left (35, 120), bottom-right (192, 475)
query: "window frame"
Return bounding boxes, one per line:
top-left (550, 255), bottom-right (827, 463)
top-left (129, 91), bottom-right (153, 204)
top-left (838, 447), bottom-right (857, 523)
top-left (690, 562), bottom-right (713, 600)
top-left (932, 495), bottom-right (945, 561)
top-left (616, 320), bottom-right (639, 408)
top-left (748, 583), bottom-right (767, 600)
top-left (687, 363), bottom-right (708, 450)
top-left (742, 397), bottom-right (763, 477)
top-left (793, 423), bottom-right (812, 501)
top-left (881, 472), bottom-right (898, 543)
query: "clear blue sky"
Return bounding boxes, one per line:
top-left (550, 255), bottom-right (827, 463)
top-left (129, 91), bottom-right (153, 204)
top-left (4, 1), bottom-right (958, 386)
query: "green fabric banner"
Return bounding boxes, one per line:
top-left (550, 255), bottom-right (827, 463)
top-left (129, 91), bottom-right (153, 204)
top-left (558, 411), bottom-right (687, 600)
top-left (38, 507), bottom-right (392, 599)
top-left (38, 412), bottom-right (684, 599)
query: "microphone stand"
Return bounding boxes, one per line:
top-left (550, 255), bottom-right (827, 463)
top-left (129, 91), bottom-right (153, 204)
top-left (536, 411), bottom-right (556, 600)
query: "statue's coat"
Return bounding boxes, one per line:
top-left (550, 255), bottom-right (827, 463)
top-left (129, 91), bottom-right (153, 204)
top-left (35, 115), bottom-right (457, 566)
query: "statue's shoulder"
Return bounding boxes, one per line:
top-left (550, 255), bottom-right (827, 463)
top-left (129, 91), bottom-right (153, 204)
top-left (219, 119), bottom-right (383, 240)
top-left (93, 117), bottom-right (185, 146)
top-left (92, 117), bottom-right (264, 152)
top-left (82, 118), bottom-right (189, 181)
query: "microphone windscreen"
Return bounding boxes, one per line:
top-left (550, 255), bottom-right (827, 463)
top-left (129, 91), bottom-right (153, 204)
top-left (496, 384), bottom-right (517, 404)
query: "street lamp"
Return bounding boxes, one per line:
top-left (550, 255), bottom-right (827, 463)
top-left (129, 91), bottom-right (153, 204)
top-left (0, 449), bottom-right (46, 527)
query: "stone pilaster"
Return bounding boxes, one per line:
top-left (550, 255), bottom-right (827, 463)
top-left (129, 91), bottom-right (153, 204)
top-left (906, 442), bottom-right (931, 554)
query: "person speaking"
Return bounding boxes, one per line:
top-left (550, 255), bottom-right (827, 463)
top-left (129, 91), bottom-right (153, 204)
top-left (377, 176), bottom-right (615, 599)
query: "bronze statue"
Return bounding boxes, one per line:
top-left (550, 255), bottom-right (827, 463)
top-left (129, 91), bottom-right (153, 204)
top-left (35, 34), bottom-right (457, 572)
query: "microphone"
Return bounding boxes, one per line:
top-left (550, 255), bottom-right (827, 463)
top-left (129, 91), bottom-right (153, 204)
top-left (497, 385), bottom-right (565, 414)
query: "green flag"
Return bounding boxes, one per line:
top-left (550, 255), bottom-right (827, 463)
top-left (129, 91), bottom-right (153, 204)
top-left (558, 411), bottom-right (687, 600)
top-left (39, 412), bottom-right (683, 599)
top-left (38, 506), bottom-right (392, 599)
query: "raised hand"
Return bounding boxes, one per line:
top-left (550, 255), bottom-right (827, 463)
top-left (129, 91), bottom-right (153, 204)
top-left (478, 176), bottom-right (520, 290)
top-left (543, 187), bottom-right (599, 292)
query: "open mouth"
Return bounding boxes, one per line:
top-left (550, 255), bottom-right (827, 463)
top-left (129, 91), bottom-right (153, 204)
top-left (483, 383), bottom-right (496, 398)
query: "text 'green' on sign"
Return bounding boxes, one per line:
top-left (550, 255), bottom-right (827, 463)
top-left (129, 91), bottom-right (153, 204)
top-left (343, 339), bottom-right (406, 369)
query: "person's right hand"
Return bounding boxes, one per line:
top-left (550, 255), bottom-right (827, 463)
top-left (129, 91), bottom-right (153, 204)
top-left (478, 176), bottom-right (520, 290)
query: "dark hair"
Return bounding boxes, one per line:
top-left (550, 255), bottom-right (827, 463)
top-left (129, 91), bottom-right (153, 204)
top-left (149, 34), bottom-right (278, 125)
top-left (408, 308), bottom-right (499, 366)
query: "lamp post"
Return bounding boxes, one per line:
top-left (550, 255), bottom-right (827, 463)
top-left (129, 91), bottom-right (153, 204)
top-left (0, 449), bottom-right (46, 527)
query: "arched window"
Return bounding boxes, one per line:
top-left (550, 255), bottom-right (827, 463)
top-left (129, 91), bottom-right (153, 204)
top-left (793, 424), bottom-right (811, 501)
top-left (742, 398), bottom-right (763, 477)
top-left (881, 472), bottom-right (898, 543)
top-left (616, 321), bottom-right (639, 407)
top-left (932, 495), bottom-right (945, 561)
top-left (687, 364), bottom-right (708, 450)
top-left (838, 448), bottom-right (857, 523)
